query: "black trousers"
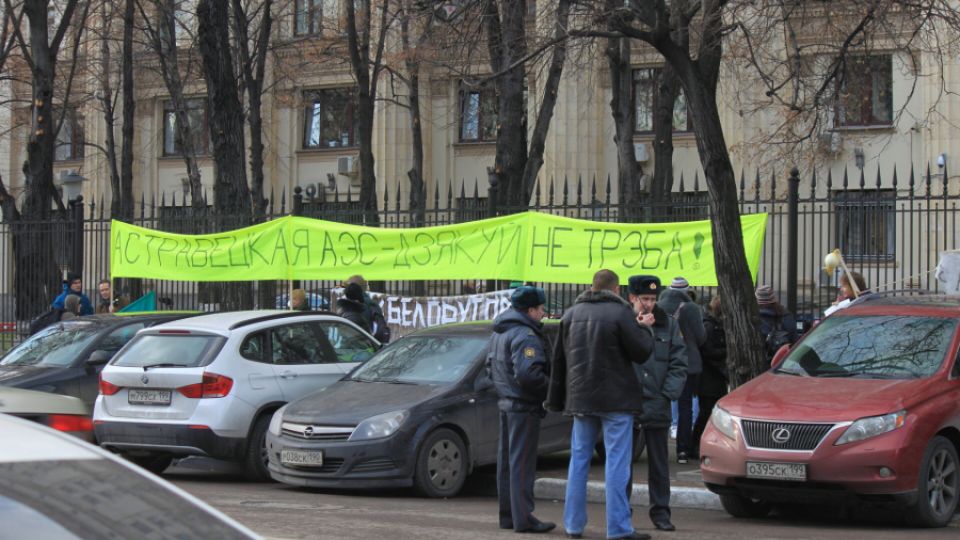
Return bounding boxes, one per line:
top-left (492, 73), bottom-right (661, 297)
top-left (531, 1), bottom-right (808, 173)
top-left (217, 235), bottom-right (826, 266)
top-left (677, 374), bottom-right (700, 455)
top-left (627, 427), bottom-right (671, 523)
top-left (498, 411), bottom-right (542, 531)
top-left (692, 394), bottom-right (720, 453)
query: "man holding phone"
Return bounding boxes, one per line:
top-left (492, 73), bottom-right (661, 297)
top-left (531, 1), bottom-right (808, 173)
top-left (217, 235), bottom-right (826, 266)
top-left (627, 275), bottom-right (688, 532)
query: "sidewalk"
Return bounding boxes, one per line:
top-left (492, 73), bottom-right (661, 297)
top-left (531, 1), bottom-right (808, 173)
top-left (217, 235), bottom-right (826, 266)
top-left (533, 440), bottom-right (723, 511)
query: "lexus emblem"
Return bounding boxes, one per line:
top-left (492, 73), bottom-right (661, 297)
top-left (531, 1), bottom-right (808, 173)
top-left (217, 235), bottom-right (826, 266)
top-left (771, 427), bottom-right (792, 444)
top-left (303, 426), bottom-right (314, 438)
top-left (140, 374), bottom-right (149, 385)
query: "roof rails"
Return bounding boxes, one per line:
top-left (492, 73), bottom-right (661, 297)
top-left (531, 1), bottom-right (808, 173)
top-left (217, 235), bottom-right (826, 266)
top-left (227, 310), bottom-right (340, 330)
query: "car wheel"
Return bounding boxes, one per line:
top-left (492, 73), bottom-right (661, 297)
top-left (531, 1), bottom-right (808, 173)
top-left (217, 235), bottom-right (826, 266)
top-left (243, 415), bottom-right (273, 482)
top-left (126, 453), bottom-right (173, 475)
top-left (719, 493), bottom-right (772, 519)
top-left (905, 435), bottom-right (959, 527)
top-left (413, 428), bottom-right (467, 498)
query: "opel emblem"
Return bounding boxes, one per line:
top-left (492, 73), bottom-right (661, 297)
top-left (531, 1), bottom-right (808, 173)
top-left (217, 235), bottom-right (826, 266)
top-left (771, 427), bottom-right (792, 444)
top-left (140, 374), bottom-right (149, 385)
top-left (303, 426), bottom-right (314, 438)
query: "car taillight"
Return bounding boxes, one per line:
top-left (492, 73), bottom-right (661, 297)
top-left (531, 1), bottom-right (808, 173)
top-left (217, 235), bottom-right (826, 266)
top-left (177, 372), bottom-right (233, 399)
top-left (47, 414), bottom-right (94, 433)
top-left (99, 375), bottom-right (121, 396)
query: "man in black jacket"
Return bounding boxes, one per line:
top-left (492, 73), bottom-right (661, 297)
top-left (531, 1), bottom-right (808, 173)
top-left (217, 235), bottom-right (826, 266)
top-left (628, 275), bottom-right (688, 532)
top-left (486, 286), bottom-right (554, 534)
top-left (546, 270), bottom-right (655, 540)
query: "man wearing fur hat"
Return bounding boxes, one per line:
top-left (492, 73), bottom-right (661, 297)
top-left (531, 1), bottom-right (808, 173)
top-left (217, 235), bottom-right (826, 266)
top-left (486, 286), bottom-right (554, 533)
top-left (627, 275), bottom-right (688, 532)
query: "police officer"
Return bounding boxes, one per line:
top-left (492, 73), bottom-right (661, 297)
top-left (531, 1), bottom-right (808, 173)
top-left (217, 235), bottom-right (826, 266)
top-left (627, 275), bottom-right (688, 532)
top-left (486, 286), bottom-right (555, 534)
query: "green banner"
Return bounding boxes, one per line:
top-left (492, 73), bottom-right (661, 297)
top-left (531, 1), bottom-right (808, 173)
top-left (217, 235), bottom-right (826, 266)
top-left (110, 212), bottom-right (767, 286)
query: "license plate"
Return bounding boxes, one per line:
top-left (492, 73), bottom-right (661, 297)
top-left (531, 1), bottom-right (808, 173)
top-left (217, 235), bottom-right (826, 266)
top-left (281, 449), bottom-right (324, 467)
top-left (127, 389), bottom-right (172, 406)
top-left (746, 461), bottom-right (807, 481)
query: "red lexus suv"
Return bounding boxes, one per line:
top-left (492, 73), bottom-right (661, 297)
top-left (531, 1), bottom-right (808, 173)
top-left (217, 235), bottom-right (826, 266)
top-left (700, 295), bottom-right (960, 527)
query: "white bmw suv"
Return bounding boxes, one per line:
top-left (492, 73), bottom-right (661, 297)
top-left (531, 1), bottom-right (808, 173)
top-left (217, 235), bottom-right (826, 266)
top-left (93, 311), bottom-right (379, 480)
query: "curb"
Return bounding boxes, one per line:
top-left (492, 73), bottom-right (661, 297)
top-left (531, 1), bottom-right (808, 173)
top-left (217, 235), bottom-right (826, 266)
top-left (534, 478), bottom-right (723, 511)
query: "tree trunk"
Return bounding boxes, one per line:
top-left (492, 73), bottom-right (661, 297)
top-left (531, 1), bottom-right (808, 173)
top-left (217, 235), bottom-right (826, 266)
top-left (520, 0), bottom-right (570, 200)
top-left (120, 0), bottom-right (135, 220)
top-left (606, 34), bottom-right (641, 221)
top-left (484, 0), bottom-right (528, 208)
top-left (101, 2), bottom-right (122, 218)
top-left (650, 65), bottom-right (680, 222)
top-left (400, 7), bottom-right (425, 226)
top-left (683, 77), bottom-right (767, 386)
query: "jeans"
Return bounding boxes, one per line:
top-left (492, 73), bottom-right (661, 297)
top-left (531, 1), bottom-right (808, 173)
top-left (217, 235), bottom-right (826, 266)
top-left (564, 413), bottom-right (634, 539)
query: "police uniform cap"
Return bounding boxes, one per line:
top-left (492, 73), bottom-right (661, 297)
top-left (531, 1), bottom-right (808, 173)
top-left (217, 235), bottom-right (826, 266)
top-left (628, 275), bottom-right (662, 297)
top-left (511, 286), bottom-right (546, 310)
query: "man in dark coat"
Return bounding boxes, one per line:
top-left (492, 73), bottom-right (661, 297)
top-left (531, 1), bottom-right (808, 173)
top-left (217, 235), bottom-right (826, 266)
top-left (546, 270), bottom-right (655, 540)
top-left (336, 283), bottom-right (372, 333)
top-left (657, 277), bottom-right (705, 463)
top-left (52, 272), bottom-right (94, 316)
top-left (627, 275), bottom-right (688, 532)
top-left (486, 286), bottom-right (554, 534)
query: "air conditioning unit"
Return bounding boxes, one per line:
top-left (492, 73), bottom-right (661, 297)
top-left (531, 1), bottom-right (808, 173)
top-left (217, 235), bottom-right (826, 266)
top-left (633, 142), bottom-right (650, 163)
top-left (337, 155), bottom-right (355, 176)
top-left (818, 131), bottom-right (842, 155)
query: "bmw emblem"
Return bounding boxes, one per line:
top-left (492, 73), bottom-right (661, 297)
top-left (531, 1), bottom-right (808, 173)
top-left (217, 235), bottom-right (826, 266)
top-left (771, 427), bottom-right (792, 444)
top-left (303, 426), bottom-right (314, 438)
top-left (140, 374), bottom-right (149, 385)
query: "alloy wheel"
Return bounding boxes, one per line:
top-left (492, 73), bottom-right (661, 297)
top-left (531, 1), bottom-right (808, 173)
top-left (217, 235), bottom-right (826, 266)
top-left (926, 447), bottom-right (958, 516)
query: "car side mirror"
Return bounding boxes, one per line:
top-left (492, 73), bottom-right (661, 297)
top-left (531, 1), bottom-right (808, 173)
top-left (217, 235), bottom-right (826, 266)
top-left (86, 350), bottom-right (112, 367)
top-left (474, 375), bottom-right (495, 393)
top-left (770, 344), bottom-right (791, 369)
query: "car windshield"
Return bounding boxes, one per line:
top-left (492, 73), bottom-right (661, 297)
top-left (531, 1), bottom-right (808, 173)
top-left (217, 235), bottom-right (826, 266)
top-left (348, 335), bottom-right (486, 384)
top-left (0, 322), bottom-right (99, 368)
top-left (778, 315), bottom-right (958, 379)
top-left (112, 334), bottom-right (224, 368)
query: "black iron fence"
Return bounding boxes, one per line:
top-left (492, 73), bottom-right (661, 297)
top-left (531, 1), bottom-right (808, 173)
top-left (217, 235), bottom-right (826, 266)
top-left (0, 164), bottom-right (956, 347)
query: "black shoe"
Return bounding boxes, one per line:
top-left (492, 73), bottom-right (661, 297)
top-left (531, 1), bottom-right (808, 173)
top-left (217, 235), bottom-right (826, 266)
top-left (501, 523), bottom-right (514, 530)
top-left (677, 452), bottom-right (689, 464)
top-left (565, 534), bottom-right (582, 539)
top-left (516, 521), bottom-right (556, 534)
top-left (654, 519), bottom-right (676, 531)
top-left (611, 533), bottom-right (651, 540)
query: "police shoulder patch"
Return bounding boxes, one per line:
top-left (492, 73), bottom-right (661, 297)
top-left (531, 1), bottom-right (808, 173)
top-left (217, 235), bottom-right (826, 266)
top-left (523, 347), bottom-right (536, 358)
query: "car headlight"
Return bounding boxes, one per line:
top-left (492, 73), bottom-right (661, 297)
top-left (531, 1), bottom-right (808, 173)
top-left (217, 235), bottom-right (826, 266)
top-left (349, 410), bottom-right (408, 441)
top-left (711, 406), bottom-right (737, 440)
top-left (835, 410), bottom-right (906, 445)
top-left (268, 404), bottom-right (289, 436)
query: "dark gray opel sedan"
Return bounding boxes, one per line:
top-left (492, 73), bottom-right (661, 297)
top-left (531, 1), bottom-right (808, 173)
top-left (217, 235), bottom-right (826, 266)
top-left (266, 321), bottom-right (571, 497)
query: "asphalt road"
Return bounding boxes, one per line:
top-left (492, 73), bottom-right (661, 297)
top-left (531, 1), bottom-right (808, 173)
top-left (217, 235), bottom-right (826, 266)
top-left (167, 463), bottom-right (959, 540)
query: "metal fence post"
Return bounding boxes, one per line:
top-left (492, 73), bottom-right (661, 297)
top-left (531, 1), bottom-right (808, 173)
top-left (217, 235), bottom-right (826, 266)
top-left (291, 187), bottom-right (303, 293)
top-left (486, 167), bottom-right (499, 294)
top-left (787, 167), bottom-right (800, 317)
top-left (71, 195), bottom-right (84, 278)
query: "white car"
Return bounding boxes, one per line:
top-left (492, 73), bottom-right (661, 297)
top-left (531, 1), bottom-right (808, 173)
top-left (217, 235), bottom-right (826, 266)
top-left (0, 413), bottom-right (259, 539)
top-left (93, 310), bottom-right (379, 480)
top-left (0, 386), bottom-right (94, 442)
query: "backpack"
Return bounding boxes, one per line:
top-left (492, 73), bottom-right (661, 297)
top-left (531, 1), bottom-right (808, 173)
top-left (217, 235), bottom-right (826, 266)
top-left (29, 308), bottom-right (64, 336)
top-left (370, 309), bottom-right (391, 344)
top-left (763, 316), bottom-right (792, 360)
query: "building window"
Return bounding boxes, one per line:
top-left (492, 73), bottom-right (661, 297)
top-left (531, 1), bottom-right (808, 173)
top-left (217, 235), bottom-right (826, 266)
top-left (836, 54), bottom-right (892, 127)
top-left (459, 82), bottom-right (497, 142)
top-left (55, 108), bottom-right (84, 161)
top-left (303, 88), bottom-right (358, 149)
top-left (295, 0), bottom-right (337, 35)
top-left (633, 68), bottom-right (689, 133)
top-left (834, 190), bottom-right (895, 261)
top-left (163, 99), bottom-right (209, 157)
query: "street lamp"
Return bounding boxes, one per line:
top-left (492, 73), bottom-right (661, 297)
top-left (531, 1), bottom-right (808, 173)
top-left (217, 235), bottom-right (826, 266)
top-left (57, 170), bottom-right (86, 203)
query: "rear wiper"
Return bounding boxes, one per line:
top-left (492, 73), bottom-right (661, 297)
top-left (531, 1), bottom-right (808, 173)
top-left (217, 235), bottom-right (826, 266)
top-left (141, 363), bottom-right (189, 371)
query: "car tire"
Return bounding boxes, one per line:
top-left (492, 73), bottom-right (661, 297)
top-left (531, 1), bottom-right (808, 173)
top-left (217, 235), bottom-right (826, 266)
top-left (243, 415), bottom-right (273, 482)
top-left (413, 428), bottom-right (467, 498)
top-left (719, 493), bottom-right (773, 519)
top-left (126, 453), bottom-right (173, 475)
top-left (904, 435), bottom-right (959, 528)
